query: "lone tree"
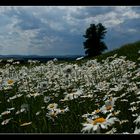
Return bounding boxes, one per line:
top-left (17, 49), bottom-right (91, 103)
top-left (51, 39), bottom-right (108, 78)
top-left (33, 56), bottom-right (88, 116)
top-left (83, 23), bottom-right (108, 57)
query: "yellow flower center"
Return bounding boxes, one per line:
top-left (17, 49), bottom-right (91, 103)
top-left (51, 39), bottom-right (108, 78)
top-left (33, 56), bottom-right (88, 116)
top-left (7, 80), bottom-right (14, 85)
top-left (93, 117), bottom-right (106, 125)
top-left (49, 104), bottom-right (55, 108)
top-left (106, 105), bottom-right (112, 110)
top-left (95, 109), bottom-right (100, 113)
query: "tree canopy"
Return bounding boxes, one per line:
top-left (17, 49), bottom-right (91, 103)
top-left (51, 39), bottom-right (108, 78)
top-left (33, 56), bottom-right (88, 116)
top-left (83, 23), bottom-right (108, 57)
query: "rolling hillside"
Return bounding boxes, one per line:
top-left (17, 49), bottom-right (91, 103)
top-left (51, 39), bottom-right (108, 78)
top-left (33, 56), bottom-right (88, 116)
top-left (84, 40), bottom-right (140, 63)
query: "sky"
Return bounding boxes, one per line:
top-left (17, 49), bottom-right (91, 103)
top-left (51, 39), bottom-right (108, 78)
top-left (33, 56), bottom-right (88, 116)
top-left (0, 6), bottom-right (140, 56)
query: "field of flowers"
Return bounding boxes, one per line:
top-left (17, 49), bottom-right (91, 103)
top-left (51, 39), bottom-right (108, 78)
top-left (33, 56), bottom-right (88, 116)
top-left (0, 52), bottom-right (140, 134)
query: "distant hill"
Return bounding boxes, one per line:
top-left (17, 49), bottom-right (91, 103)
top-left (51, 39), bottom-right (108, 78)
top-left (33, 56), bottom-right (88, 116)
top-left (0, 55), bottom-right (84, 62)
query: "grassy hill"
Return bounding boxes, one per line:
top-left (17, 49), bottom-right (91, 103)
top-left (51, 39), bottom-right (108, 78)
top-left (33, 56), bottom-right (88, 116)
top-left (80, 40), bottom-right (140, 63)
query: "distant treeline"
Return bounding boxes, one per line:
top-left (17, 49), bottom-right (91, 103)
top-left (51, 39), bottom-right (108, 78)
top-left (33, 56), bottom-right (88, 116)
top-left (0, 55), bottom-right (84, 63)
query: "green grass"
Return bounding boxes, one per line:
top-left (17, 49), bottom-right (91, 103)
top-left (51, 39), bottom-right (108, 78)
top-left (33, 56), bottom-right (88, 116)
top-left (78, 40), bottom-right (140, 64)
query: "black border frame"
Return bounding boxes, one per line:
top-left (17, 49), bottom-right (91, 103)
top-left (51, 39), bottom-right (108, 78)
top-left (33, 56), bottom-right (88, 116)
top-left (0, 0), bottom-right (140, 6)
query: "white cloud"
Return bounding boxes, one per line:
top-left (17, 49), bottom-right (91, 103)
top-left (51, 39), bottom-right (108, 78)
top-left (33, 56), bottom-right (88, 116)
top-left (127, 28), bottom-right (137, 33)
top-left (0, 6), bottom-right (12, 14)
top-left (83, 6), bottom-right (140, 28)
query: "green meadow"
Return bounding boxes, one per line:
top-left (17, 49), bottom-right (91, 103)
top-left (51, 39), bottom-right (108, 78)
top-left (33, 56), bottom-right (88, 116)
top-left (0, 41), bottom-right (140, 134)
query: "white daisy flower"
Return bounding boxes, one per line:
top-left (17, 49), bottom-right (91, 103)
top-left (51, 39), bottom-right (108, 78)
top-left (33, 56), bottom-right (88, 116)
top-left (136, 91), bottom-right (140, 95)
top-left (134, 127), bottom-right (140, 134)
top-left (120, 99), bottom-right (128, 102)
top-left (134, 115), bottom-right (140, 125)
top-left (122, 132), bottom-right (130, 134)
top-left (120, 120), bottom-right (129, 125)
top-left (105, 127), bottom-right (117, 134)
top-left (132, 113), bottom-right (138, 117)
top-left (81, 113), bottom-right (119, 133)
top-left (20, 122), bottom-right (32, 127)
top-left (1, 118), bottom-right (12, 125)
top-left (7, 107), bottom-right (15, 111)
top-left (1, 110), bottom-right (11, 116)
top-left (6, 79), bottom-right (14, 86)
top-left (36, 111), bottom-right (41, 116)
top-left (44, 96), bottom-right (50, 103)
top-left (130, 102), bottom-right (136, 106)
top-left (128, 106), bottom-right (137, 112)
top-left (81, 123), bottom-right (99, 133)
top-left (47, 103), bottom-right (58, 110)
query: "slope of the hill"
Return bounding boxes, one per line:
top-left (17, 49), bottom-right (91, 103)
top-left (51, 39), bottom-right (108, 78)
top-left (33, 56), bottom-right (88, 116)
top-left (79, 40), bottom-right (140, 64)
